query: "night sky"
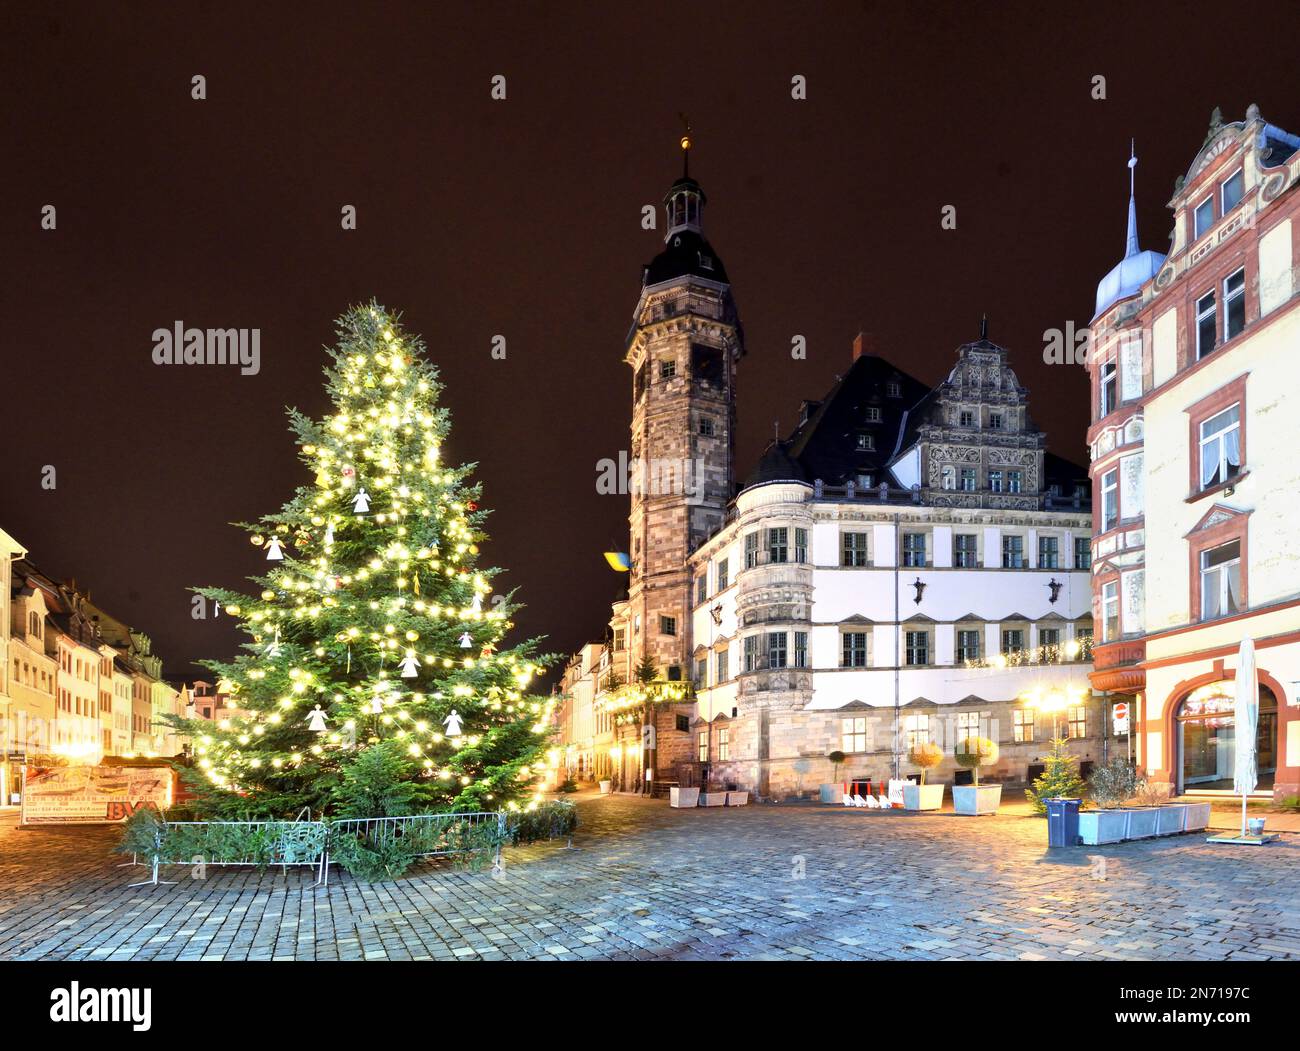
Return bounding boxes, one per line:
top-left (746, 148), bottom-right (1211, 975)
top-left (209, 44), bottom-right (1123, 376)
top-left (3, 2), bottom-right (1298, 687)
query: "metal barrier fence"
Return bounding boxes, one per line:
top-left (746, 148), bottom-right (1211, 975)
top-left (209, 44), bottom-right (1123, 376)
top-left (125, 811), bottom-right (505, 888)
top-left (323, 811), bottom-right (506, 886)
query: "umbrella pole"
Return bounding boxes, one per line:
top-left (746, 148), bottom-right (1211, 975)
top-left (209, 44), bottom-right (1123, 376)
top-left (1241, 791), bottom-right (1248, 838)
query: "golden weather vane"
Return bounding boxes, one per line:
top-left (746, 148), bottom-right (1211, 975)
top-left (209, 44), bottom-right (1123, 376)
top-left (678, 112), bottom-right (692, 175)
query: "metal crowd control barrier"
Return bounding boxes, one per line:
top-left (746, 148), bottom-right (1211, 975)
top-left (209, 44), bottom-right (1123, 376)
top-left (322, 811), bottom-right (506, 886)
top-left (127, 819), bottom-right (330, 887)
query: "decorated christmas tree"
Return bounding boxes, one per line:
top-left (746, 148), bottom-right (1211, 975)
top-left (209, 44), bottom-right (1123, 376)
top-left (172, 303), bottom-right (554, 818)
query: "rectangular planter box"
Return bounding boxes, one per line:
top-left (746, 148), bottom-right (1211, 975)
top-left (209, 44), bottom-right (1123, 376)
top-left (699, 792), bottom-right (727, 807)
top-left (819, 783), bottom-right (842, 804)
top-left (1125, 807), bottom-right (1160, 840)
top-left (726, 791), bottom-right (749, 807)
top-left (1183, 802), bottom-right (1212, 832)
top-left (598, 780), bottom-right (612, 794)
top-left (669, 787), bottom-right (699, 808)
top-left (1155, 803), bottom-right (1188, 835)
top-left (952, 784), bottom-right (1002, 816)
top-left (1078, 809), bottom-right (1128, 845)
top-left (903, 783), bottom-right (945, 811)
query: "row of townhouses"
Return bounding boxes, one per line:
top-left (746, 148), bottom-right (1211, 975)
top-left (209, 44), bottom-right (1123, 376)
top-left (552, 102), bottom-right (1300, 804)
top-left (0, 526), bottom-right (193, 804)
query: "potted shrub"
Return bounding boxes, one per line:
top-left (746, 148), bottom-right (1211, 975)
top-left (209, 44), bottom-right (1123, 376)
top-left (902, 742), bottom-right (945, 811)
top-left (1079, 756), bottom-right (1142, 845)
top-left (820, 750), bottom-right (847, 803)
top-left (952, 737), bottom-right (1001, 815)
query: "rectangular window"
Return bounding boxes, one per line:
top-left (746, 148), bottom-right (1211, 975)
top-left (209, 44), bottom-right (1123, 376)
top-left (698, 416), bottom-right (715, 437)
top-left (698, 732), bottom-right (708, 763)
top-left (956, 629), bottom-right (981, 662)
top-left (694, 657), bottom-right (708, 685)
top-left (905, 630), bottom-right (929, 666)
top-left (955, 711), bottom-right (980, 737)
top-left (856, 433), bottom-right (874, 450)
top-left (1194, 195), bottom-right (1214, 240)
top-left (1224, 268), bottom-right (1246, 341)
top-left (695, 574), bottom-right (707, 606)
top-left (842, 716), bottom-right (868, 753)
top-left (744, 532), bottom-right (759, 569)
top-left (613, 628), bottom-right (625, 651)
top-left (659, 615), bottom-right (677, 637)
top-left (989, 470), bottom-right (1003, 493)
top-left (1002, 534), bottom-right (1025, 569)
top-left (960, 467), bottom-right (977, 492)
top-left (1196, 290), bottom-right (1217, 358)
top-left (1074, 536), bottom-right (1091, 570)
top-left (716, 648), bottom-right (729, 683)
top-left (1200, 540), bottom-right (1242, 620)
top-left (904, 714), bottom-right (931, 751)
top-left (1102, 580), bottom-right (1120, 641)
top-left (886, 382), bottom-right (901, 397)
top-left (1221, 169), bottom-right (1244, 214)
top-left (1007, 470), bottom-right (1023, 494)
top-left (902, 532), bottom-right (927, 567)
top-left (1039, 628), bottom-right (1061, 651)
top-left (841, 632), bottom-right (868, 668)
top-left (793, 631), bottom-right (808, 669)
top-left (716, 558), bottom-right (729, 591)
top-left (953, 533), bottom-right (978, 568)
top-left (1100, 361), bottom-right (1117, 417)
top-left (1002, 628), bottom-right (1024, 654)
top-left (988, 413), bottom-right (1003, 430)
top-left (1038, 535), bottom-right (1059, 569)
top-left (959, 410), bottom-right (974, 427)
top-left (766, 632), bottom-right (788, 669)
top-left (794, 527), bottom-right (808, 563)
top-left (743, 635), bottom-right (761, 672)
top-left (842, 532), bottom-right (869, 567)
top-left (1067, 706), bottom-right (1088, 740)
top-left (767, 527), bottom-right (788, 564)
top-left (1198, 405), bottom-right (1241, 490)
top-left (659, 358), bottom-right (676, 379)
top-left (1101, 469), bottom-right (1118, 531)
top-left (717, 727), bottom-right (731, 761)
top-left (1013, 708), bottom-right (1036, 743)
top-left (866, 407), bottom-right (882, 422)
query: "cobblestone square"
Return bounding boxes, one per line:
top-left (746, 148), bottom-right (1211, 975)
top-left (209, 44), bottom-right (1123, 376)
top-left (1, 793), bottom-right (1296, 961)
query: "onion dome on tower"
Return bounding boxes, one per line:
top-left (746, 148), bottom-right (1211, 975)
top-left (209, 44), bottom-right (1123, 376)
top-left (1093, 142), bottom-right (1166, 319)
top-left (642, 125), bottom-right (729, 286)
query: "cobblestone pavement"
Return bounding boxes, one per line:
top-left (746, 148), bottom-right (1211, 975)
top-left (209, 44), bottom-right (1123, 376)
top-left (1, 794), bottom-right (1297, 961)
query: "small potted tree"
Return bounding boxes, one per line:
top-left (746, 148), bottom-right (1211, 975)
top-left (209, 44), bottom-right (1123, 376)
top-left (820, 750), bottom-right (847, 804)
top-left (903, 742), bottom-right (945, 811)
top-left (952, 737), bottom-right (1001, 815)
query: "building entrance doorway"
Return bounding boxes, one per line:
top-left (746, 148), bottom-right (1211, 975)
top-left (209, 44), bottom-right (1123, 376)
top-left (1177, 681), bottom-right (1277, 793)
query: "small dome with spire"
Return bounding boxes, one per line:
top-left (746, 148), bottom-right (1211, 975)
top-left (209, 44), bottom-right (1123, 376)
top-left (641, 129), bottom-right (729, 287)
top-left (1093, 142), bottom-right (1165, 319)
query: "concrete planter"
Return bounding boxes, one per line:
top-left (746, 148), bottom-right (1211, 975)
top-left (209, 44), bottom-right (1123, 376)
top-left (1125, 807), bottom-right (1160, 840)
top-left (903, 783), bottom-right (945, 811)
top-left (1155, 803), bottom-right (1188, 835)
top-left (726, 791), bottom-right (749, 807)
top-left (819, 783), bottom-right (842, 804)
top-left (953, 784), bottom-right (1001, 816)
top-left (598, 780), bottom-right (612, 795)
top-left (1183, 802), bottom-right (1212, 832)
top-left (699, 792), bottom-right (727, 807)
top-left (669, 787), bottom-right (699, 808)
top-left (1078, 809), bottom-right (1128, 845)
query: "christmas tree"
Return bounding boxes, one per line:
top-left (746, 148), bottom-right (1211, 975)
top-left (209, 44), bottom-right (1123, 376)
top-left (173, 303), bottom-right (555, 818)
top-left (1024, 737), bottom-right (1086, 814)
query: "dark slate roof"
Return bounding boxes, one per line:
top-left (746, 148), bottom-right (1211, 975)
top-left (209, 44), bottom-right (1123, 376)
top-left (742, 440), bottom-right (807, 490)
top-left (643, 229), bottom-right (728, 286)
top-left (782, 354), bottom-right (931, 486)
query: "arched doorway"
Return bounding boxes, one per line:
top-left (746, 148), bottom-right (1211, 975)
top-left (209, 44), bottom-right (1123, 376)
top-left (1176, 682), bottom-right (1278, 793)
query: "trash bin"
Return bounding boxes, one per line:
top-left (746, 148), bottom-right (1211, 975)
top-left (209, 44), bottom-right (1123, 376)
top-left (1045, 797), bottom-right (1081, 847)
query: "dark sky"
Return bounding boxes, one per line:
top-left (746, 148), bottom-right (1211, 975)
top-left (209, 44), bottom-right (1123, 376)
top-left (3, 2), bottom-right (1298, 686)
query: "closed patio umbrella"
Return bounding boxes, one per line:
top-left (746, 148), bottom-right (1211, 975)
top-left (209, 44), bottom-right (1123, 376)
top-left (1233, 637), bottom-right (1258, 837)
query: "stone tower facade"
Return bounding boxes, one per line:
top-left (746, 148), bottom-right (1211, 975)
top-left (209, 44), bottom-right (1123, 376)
top-left (621, 166), bottom-right (744, 681)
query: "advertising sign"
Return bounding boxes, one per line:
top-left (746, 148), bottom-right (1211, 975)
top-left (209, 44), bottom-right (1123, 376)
top-left (20, 765), bottom-right (175, 825)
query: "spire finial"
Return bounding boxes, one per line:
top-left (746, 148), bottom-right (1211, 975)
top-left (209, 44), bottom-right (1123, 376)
top-left (1125, 141), bottom-right (1140, 258)
top-left (979, 314), bottom-right (988, 340)
top-left (678, 112), bottom-right (692, 178)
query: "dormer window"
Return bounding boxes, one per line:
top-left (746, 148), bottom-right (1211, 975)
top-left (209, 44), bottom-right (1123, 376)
top-left (1221, 169), bottom-right (1244, 214)
top-left (886, 382), bottom-right (901, 398)
top-left (865, 407), bottom-right (881, 422)
top-left (856, 434), bottom-right (874, 450)
top-left (1193, 195), bottom-right (1215, 240)
top-left (698, 253), bottom-right (714, 271)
